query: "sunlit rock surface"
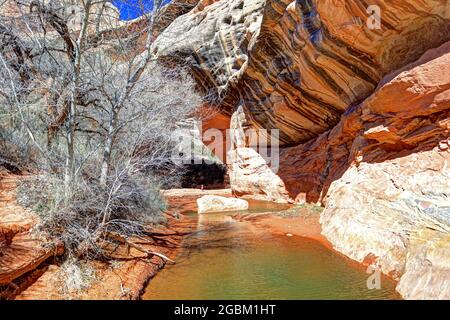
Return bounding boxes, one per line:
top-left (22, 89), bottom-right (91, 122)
top-left (2, 0), bottom-right (449, 300)
top-left (228, 106), bottom-right (291, 203)
top-left (197, 195), bottom-right (249, 213)
top-left (154, 0), bottom-right (450, 145)
top-left (278, 41), bottom-right (450, 205)
top-left (0, 175), bottom-right (61, 297)
top-left (285, 42), bottom-right (450, 299)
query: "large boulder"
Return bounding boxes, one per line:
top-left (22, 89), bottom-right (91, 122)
top-left (197, 195), bottom-right (249, 213)
top-left (320, 149), bottom-right (450, 299)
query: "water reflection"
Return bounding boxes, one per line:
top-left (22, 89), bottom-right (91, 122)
top-left (143, 206), bottom-right (401, 300)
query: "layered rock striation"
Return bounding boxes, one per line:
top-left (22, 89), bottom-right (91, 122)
top-left (278, 42), bottom-right (450, 299)
top-left (3, 0), bottom-right (449, 300)
top-left (154, 0), bottom-right (450, 145)
top-left (197, 195), bottom-right (249, 213)
top-left (278, 42), bottom-right (450, 205)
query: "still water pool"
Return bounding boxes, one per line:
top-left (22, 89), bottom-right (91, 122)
top-left (143, 209), bottom-right (401, 300)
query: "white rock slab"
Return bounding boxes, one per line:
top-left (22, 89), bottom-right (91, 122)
top-left (197, 195), bottom-right (249, 214)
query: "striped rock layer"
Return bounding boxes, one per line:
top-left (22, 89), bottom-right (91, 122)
top-left (154, 0), bottom-right (450, 145)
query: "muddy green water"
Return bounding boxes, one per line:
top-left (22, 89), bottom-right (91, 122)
top-left (143, 208), bottom-right (401, 300)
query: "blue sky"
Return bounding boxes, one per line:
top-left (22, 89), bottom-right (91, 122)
top-left (112, 0), bottom-right (172, 20)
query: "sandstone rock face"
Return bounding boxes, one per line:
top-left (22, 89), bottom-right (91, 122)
top-left (197, 195), bottom-right (249, 213)
top-left (278, 42), bottom-right (450, 299)
top-left (227, 106), bottom-right (291, 203)
top-left (320, 150), bottom-right (450, 299)
top-left (0, 174), bottom-right (61, 298)
top-left (154, 0), bottom-right (450, 145)
top-left (278, 41), bottom-right (450, 204)
top-left (159, 0), bottom-right (450, 300)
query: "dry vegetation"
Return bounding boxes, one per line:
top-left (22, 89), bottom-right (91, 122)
top-left (0, 0), bottom-right (203, 262)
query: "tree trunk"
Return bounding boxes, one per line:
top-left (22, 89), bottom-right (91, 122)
top-left (64, 92), bottom-right (76, 199)
top-left (100, 109), bottom-right (118, 186)
top-left (64, 0), bottom-right (93, 197)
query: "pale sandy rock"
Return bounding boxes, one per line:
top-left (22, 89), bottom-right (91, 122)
top-left (320, 148), bottom-right (450, 299)
top-left (197, 195), bottom-right (249, 213)
top-left (227, 106), bottom-right (292, 203)
top-left (161, 188), bottom-right (232, 213)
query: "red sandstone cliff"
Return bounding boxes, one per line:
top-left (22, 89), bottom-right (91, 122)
top-left (155, 0), bottom-right (450, 299)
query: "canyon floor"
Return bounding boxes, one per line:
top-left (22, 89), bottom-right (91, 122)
top-left (1, 172), bottom-right (390, 300)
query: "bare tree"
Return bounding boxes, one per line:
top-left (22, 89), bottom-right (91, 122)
top-left (0, 0), bottom-right (202, 258)
top-left (1, 0), bottom-right (198, 181)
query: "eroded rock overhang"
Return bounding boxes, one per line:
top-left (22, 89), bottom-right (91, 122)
top-left (153, 0), bottom-right (450, 146)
